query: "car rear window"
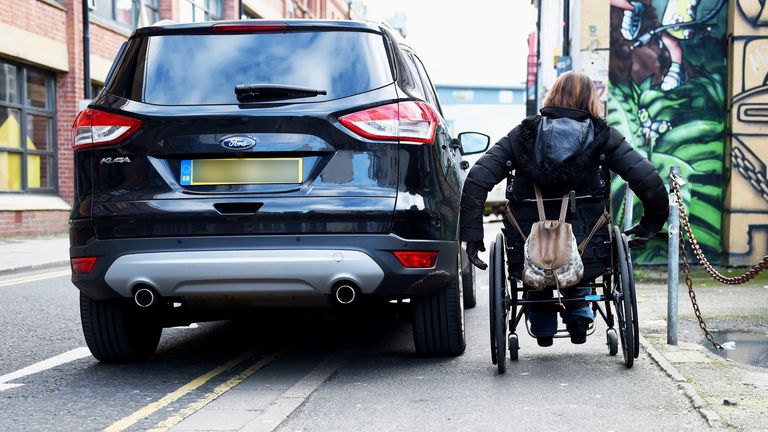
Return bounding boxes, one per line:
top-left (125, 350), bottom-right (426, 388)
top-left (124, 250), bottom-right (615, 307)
top-left (133, 30), bottom-right (393, 105)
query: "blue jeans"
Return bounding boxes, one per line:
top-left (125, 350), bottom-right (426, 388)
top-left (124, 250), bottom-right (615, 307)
top-left (527, 286), bottom-right (594, 337)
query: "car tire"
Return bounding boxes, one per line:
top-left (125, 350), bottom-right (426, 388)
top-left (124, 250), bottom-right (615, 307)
top-left (412, 271), bottom-right (466, 357)
top-left (461, 249), bottom-right (477, 309)
top-left (80, 293), bottom-right (162, 363)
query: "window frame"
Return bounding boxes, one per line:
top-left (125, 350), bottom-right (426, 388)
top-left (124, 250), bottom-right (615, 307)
top-left (180, 0), bottom-right (222, 22)
top-left (0, 59), bottom-right (57, 194)
top-left (92, 0), bottom-right (160, 30)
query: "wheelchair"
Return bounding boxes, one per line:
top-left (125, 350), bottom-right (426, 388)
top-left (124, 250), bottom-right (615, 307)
top-left (488, 157), bottom-right (639, 374)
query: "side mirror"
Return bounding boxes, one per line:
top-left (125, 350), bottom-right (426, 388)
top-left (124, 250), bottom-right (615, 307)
top-left (458, 132), bottom-right (490, 155)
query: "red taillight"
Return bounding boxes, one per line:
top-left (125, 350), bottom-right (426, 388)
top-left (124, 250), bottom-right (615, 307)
top-left (71, 257), bottom-right (97, 274)
top-left (392, 251), bottom-right (439, 268)
top-left (71, 108), bottom-right (142, 150)
top-left (212, 23), bottom-right (289, 32)
top-left (338, 101), bottom-right (438, 144)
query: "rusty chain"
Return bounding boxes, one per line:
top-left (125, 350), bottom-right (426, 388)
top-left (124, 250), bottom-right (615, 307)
top-left (671, 173), bottom-right (768, 284)
top-left (670, 173), bottom-right (768, 350)
top-left (678, 232), bottom-right (723, 350)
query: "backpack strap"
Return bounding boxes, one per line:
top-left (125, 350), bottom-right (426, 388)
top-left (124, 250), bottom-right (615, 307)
top-left (504, 203), bottom-right (526, 240)
top-left (558, 194), bottom-right (569, 222)
top-left (533, 184), bottom-right (546, 221)
top-left (534, 183), bottom-right (570, 222)
top-left (578, 211), bottom-right (611, 254)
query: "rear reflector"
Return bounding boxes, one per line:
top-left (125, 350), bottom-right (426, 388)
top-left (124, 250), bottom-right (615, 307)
top-left (71, 257), bottom-right (97, 274)
top-left (212, 23), bottom-right (289, 32)
top-left (338, 101), bottom-right (438, 144)
top-left (392, 251), bottom-right (439, 268)
top-left (71, 108), bottom-right (142, 150)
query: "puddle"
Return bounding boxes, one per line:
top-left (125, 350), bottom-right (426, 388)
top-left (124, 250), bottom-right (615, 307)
top-left (706, 331), bottom-right (768, 368)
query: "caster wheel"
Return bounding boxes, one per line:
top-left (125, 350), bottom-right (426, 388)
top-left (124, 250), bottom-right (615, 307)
top-left (508, 333), bottom-right (519, 361)
top-left (607, 328), bottom-right (618, 356)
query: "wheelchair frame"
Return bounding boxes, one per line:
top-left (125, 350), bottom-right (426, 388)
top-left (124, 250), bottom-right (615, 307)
top-left (488, 219), bottom-right (639, 374)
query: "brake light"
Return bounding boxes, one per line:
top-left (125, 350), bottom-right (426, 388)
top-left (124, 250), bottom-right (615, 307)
top-left (211, 23), bottom-right (289, 32)
top-left (71, 257), bottom-right (97, 274)
top-left (392, 251), bottom-right (439, 268)
top-left (71, 108), bottom-right (142, 150)
top-left (338, 101), bottom-right (438, 144)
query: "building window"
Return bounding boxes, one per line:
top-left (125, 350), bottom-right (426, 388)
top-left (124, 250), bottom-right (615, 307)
top-left (92, 0), bottom-right (160, 29)
top-left (0, 60), bottom-right (56, 193)
top-left (180, 0), bottom-right (222, 23)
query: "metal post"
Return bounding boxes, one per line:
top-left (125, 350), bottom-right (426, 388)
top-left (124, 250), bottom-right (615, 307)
top-left (563, 0), bottom-right (570, 56)
top-left (667, 165), bottom-right (681, 345)
top-left (623, 188), bottom-right (634, 231)
top-left (82, 0), bottom-right (91, 100)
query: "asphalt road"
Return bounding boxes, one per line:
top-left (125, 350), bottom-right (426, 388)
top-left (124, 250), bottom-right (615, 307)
top-left (0, 222), bottom-right (708, 431)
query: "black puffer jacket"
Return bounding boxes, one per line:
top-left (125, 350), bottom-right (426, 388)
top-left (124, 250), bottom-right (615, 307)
top-left (459, 106), bottom-right (669, 243)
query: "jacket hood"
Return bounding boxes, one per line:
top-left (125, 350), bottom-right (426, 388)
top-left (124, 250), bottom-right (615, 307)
top-left (515, 107), bottom-right (609, 194)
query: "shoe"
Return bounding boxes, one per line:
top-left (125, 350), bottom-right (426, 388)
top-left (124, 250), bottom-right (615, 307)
top-left (537, 336), bottom-right (553, 347)
top-left (566, 318), bottom-right (590, 344)
top-left (620, 1), bottom-right (645, 40)
top-left (661, 62), bottom-right (684, 91)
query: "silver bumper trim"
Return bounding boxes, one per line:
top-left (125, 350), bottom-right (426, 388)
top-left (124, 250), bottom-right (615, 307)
top-left (103, 249), bottom-right (385, 298)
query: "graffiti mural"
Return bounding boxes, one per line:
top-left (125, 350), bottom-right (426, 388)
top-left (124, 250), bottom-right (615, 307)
top-left (608, 0), bottom-right (728, 263)
top-left (724, 0), bottom-right (768, 265)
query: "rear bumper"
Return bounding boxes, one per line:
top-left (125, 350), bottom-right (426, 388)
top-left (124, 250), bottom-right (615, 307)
top-left (70, 234), bottom-right (458, 302)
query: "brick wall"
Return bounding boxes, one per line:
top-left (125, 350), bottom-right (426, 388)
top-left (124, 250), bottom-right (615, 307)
top-left (0, 0), bottom-right (67, 43)
top-left (0, 210), bottom-right (69, 237)
top-left (90, 23), bottom-right (129, 61)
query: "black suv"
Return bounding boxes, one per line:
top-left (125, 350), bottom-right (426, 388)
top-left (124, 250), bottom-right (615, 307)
top-left (69, 20), bottom-right (490, 362)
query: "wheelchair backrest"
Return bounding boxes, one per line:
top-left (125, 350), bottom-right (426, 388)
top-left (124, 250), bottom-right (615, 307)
top-left (503, 153), bottom-right (613, 281)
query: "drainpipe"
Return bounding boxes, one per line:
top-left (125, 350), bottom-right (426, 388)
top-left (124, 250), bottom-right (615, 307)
top-left (347, 1), bottom-right (352, 19)
top-left (563, 0), bottom-right (570, 56)
top-left (239, 0), bottom-right (243, 19)
top-left (535, 0), bottom-right (542, 111)
top-left (82, 0), bottom-right (91, 100)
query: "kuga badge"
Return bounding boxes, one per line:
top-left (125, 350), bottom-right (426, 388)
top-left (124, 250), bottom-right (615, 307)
top-left (220, 136), bottom-right (256, 151)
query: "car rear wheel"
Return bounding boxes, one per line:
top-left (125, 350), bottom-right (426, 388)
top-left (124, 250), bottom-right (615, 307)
top-left (412, 264), bottom-right (466, 356)
top-left (80, 293), bottom-right (162, 363)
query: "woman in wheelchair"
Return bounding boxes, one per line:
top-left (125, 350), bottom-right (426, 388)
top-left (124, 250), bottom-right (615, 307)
top-left (459, 72), bottom-right (668, 361)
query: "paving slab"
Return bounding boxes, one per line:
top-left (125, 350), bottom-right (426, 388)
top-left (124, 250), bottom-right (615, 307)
top-left (0, 236), bottom-right (69, 274)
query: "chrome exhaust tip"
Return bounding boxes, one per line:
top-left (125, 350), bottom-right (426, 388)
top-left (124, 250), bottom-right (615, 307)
top-left (334, 284), bottom-right (357, 305)
top-left (134, 287), bottom-right (156, 308)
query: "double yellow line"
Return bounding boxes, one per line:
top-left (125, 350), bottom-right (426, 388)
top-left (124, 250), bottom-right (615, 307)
top-left (0, 269), bottom-right (70, 288)
top-left (104, 348), bottom-right (286, 432)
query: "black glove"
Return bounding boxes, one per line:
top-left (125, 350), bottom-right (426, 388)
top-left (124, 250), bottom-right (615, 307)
top-left (466, 240), bottom-right (488, 270)
top-left (623, 224), bottom-right (654, 249)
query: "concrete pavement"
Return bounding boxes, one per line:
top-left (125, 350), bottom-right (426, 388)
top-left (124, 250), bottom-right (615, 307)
top-left (0, 235), bottom-right (69, 275)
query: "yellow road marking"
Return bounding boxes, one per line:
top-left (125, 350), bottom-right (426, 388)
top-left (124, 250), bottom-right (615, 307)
top-left (103, 349), bottom-right (259, 432)
top-left (0, 269), bottom-right (70, 288)
top-left (147, 351), bottom-right (284, 432)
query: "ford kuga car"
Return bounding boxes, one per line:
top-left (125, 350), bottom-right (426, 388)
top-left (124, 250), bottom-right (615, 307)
top-left (69, 19), bottom-right (490, 362)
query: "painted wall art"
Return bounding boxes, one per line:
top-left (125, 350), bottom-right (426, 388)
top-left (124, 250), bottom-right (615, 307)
top-left (608, 0), bottom-right (728, 263)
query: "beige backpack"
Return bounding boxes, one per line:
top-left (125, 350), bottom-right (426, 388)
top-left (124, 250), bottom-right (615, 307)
top-left (506, 184), bottom-right (609, 303)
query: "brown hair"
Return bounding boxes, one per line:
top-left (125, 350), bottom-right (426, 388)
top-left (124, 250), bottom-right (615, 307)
top-left (542, 71), bottom-right (604, 118)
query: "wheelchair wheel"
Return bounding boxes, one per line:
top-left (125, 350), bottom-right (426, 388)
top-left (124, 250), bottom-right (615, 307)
top-left (623, 237), bottom-right (640, 359)
top-left (606, 328), bottom-right (618, 356)
top-left (492, 232), bottom-right (508, 373)
top-left (489, 240), bottom-right (498, 365)
top-left (612, 226), bottom-right (635, 368)
top-left (508, 333), bottom-right (519, 361)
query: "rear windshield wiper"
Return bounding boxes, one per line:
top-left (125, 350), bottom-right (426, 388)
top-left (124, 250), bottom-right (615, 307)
top-left (234, 84), bottom-right (327, 102)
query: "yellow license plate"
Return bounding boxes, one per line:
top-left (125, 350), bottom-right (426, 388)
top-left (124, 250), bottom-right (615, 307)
top-left (180, 158), bottom-right (303, 185)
